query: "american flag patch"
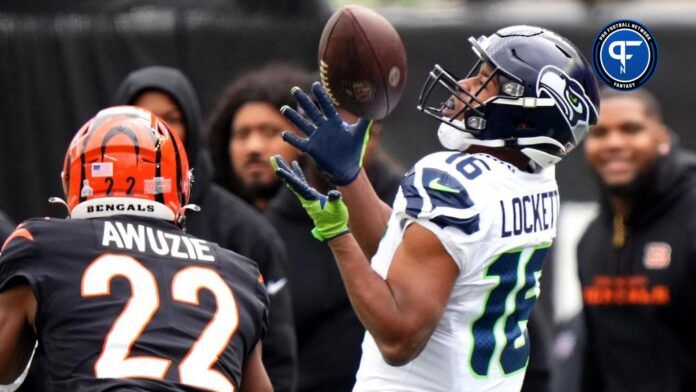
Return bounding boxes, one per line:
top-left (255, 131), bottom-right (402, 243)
top-left (643, 242), bottom-right (671, 269)
top-left (145, 177), bottom-right (171, 195)
top-left (91, 162), bottom-right (113, 177)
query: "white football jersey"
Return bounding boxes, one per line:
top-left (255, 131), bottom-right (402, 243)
top-left (353, 151), bottom-right (559, 392)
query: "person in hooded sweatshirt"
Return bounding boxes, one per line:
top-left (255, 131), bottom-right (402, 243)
top-left (112, 66), bottom-right (298, 392)
top-left (578, 88), bottom-right (696, 391)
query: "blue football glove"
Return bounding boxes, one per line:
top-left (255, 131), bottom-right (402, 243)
top-left (271, 155), bottom-right (350, 241)
top-left (281, 82), bottom-right (372, 186)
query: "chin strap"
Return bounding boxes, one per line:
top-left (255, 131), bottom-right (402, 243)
top-left (48, 197), bottom-right (70, 215)
top-left (176, 203), bottom-right (201, 227)
top-left (437, 120), bottom-right (566, 170)
top-left (437, 120), bottom-right (506, 151)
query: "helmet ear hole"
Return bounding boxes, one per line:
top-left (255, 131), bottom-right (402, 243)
top-left (512, 117), bottom-right (535, 130)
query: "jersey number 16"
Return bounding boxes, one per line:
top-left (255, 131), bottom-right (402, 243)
top-left (469, 246), bottom-right (549, 378)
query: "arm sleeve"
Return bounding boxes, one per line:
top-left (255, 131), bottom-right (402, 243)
top-left (0, 225), bottom-right (40, 296)
top-left (253, 273), bottom-right (270, 340)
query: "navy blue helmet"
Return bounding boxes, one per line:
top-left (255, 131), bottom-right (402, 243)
top-left (418, 25), bottom-right (599, 169)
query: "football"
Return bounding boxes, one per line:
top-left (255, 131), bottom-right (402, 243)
top-left (318, 5), bottom-right (407, 120)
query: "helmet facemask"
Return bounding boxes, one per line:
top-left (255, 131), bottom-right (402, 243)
top-left (418, 35), bottom-right (534, 152)
top-left (418, 61), bottom-right (500, 137)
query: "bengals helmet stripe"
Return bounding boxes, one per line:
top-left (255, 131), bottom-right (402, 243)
top-left (62, 106), bottom-right (191, 223)
top-left (171, 133), bottom-right (184, 205)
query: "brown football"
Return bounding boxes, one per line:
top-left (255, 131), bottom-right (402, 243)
top-left (318, 5), bottom-right (407, 120)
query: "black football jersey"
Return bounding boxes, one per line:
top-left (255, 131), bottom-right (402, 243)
top-left (0, 216), bottom-right (269, 391)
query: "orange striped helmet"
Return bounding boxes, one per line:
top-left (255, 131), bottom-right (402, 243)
top-left (61, 106), bottom-right (191, 223)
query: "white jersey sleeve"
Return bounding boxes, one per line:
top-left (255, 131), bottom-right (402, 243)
top-left (395, 151), bottom-right (488, 273)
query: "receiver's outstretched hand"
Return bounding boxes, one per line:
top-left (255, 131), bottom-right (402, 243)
top-left (281, 82), bottom-right (372, 186)
top-left (271, 155), bottom-right (350, 241)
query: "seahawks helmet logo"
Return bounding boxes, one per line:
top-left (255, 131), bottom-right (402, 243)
top-left (536, 65), bottom-right (598, 144)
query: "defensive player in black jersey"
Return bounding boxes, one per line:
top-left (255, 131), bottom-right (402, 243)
top-left (0, 106), bottom-right (272, 391)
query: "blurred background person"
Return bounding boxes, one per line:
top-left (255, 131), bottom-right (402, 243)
top-left (578, 88), bottom-right (696, 391)
top-left (208, 63), bottom-right (312, 211)
top-left (207, 62), bottom-right (403, 391)
top-left (113, 66), bottom-right (298, 392)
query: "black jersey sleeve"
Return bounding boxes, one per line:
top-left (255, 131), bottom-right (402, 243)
top-left (0, 222), bottom-right (41, 295)
top-left (255, 275), bottom-right (270, 340)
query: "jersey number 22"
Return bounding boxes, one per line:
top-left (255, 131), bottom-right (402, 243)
top-left (81, 253), bottom-right (238, 392)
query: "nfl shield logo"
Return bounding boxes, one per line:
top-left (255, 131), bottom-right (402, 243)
top-left (643, 242), bottom-right (671, 269)
top-left (343, 81), bottom-right (376, 103)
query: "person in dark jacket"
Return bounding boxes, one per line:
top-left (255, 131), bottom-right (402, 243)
top-left (113, 66), bottom-right (298, 392)
top-left (578, 88), bottom-right (696, 391)
top-left (207, 62), bottom-right (403, 392)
